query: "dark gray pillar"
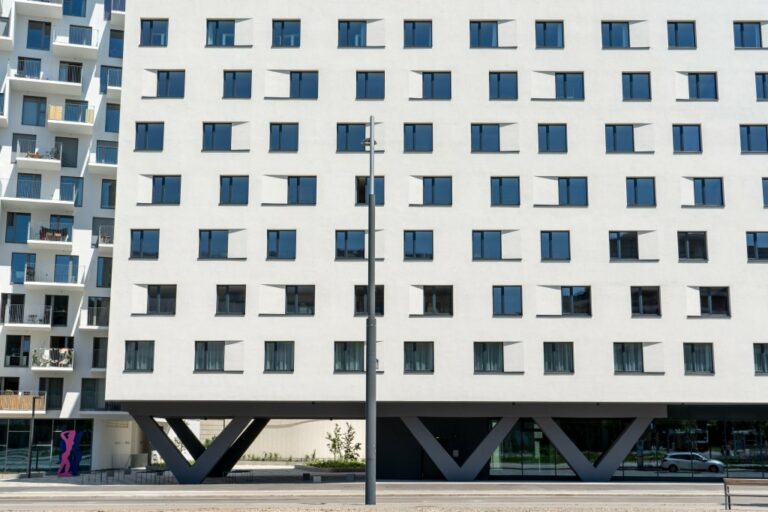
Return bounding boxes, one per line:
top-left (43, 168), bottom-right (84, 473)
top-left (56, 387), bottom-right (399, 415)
top-left (207, 418), bottom-right (269, 478)
top-left (166, 418), bottom-right (205, 460)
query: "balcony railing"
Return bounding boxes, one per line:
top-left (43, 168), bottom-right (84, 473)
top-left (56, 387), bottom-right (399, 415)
top-left (96, 144), bottom-right (118, 165)
top-left (25, 263), bottom-right (84, 285)
top-left (59, 26), bottom-right (98, 47)
top-left (87, 306), bottom-right (109, 326)
top-left (29, 224), bottom-right (72, 243)
top-left (96, 225), bottom-right (114, 246)
top-left (1, 304), bottom-right (52, 326)
top-left (104, 0), bottom-right (126, 19)
top-left (0, 393), bottom-right (46, 412)
top-left (4, 354), bottom-right (28, 367)
top-left (15, 178), bottom-right (41, 199)
top-left (59, 62), bottom-right (82, 84)
top-left (15, 139), bottom-right (62, 160)
top-left (48, 104), bottom-right (95, 124)
top-left (0, 17), bottom-right (10, 38)
top-left (15, 58), bottom-right (41, 79)
top-left (31, 348), bottom-right (74, 369)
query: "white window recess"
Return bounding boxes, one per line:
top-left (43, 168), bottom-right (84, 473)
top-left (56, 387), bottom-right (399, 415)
top-left (366, 19), bottom-right (386, 47)
top-left (674, 72), bottom-right (691, 100)
top-left (408, 71), bottom-right (424, 99)
top-left (409, 286), bottom-right (424, 316)
top-left (364, 229), bottom-right (385, 260)
top-left (533, 176), bottom-right (559, 206)
top-left (633, 124), bottom-right (654, 153)
top-left (642, 342), bottom-right (665, 374)
top-left (228, 229), bottom-right (247, 259)
top-left (408, 176), bottom-right (424, 205)
top-left (261, 175), bottom-right (288, 205)
top-left (224, 341), bottom-right (244, 372)
top-left (679, 177), bottom-right (695, 207)
top-left (230, 122), bottom-right (250, 151)
top-left (628, 21), bottom-right (649, 48)
top-left (141, 69), bottom-right (157, 98)
top-left (686, 286), bottom-right (702, 317)
top-left (531, 72), bottom-right (556, 100)
top-left (503, 342), bottom-right (524, 373)
top-left (136, 174), bottom-right (153, 204)
top-left (131, 284), bottom-right (149, 315)
top-left (637, 231), bottom-right (659, 261)
top-left (497, 20), bottom-right (517, 48)
top-left (265, 70), bottom-right (290, 99)
top-left (367, 120), bottom-right (385, 152)
top-left (234, 19), bottom-right (254, 46)
top-left (259, 285), bottom-right (286, 315)
top-left (536, 285), bottom-right (562, 317)
top-left (762, 22), bottom-right (768, 48)
top-left (501, 230), bottom-right (522, 260)
top-left (499, 123), bottom-right (520, 152)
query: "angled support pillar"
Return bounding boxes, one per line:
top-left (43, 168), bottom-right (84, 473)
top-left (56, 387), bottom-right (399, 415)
top-left (206, 418), bottom-right (269, 478)
top-left (133, 415), bottom-right (252, 484)
top-left (534, 416), bottom-right (653, 482)
top-left (402, 416), bottom-right (518, 481)
top-left (166, 418), bottom-right (205, 460)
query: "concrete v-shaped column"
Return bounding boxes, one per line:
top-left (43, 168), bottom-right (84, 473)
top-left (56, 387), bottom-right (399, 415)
top-left (133, 416), bottom-right (253, 484)
top-left (166, 418), bottom-right (205, 460)
top-left (207, 418), bottom-right (269, 478)
top-left (402, 416), bottom-right (518, 481)
top-left (534, 416), bottom-right (652, 482)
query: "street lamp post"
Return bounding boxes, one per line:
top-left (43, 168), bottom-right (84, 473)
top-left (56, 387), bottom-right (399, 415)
top-left (364, 115), bottom-right (377, 505)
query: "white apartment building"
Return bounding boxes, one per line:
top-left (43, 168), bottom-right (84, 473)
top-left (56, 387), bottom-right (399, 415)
top-left (0, 0), bottom-right (143, 472)
top-left (109, 0), bottom-right (768, 483)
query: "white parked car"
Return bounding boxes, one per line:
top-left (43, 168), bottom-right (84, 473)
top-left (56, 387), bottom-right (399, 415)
top-left (660, 452), bottom-right (726, 473)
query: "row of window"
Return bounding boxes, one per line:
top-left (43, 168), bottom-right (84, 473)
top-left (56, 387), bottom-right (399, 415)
top-left (25, 19), bottom-right (124, 59)
top-left (145, 69), bottom-right (768, 102)
top-left (14, 56), bottom-right (122, 91)
top-left (126, 283), bottom-right (734, 319)
top-left (12, 132), bottom-right (118, 168)
top-left (6, 173), bottom-right (115, 209)
top-left (135, 121), bottom-right (768, 154)
top-left (127, 227), bottom-right (767, 265)
top-left (128, 175), bottom-right (768, 209)
top-left (140, 17), bottom-right (768, 50)
top-left (21, 95), bottom-right (120, 133)
top-left (1, 295), bottom-right (110, 328)
top-left (120, 339), bottom-right (768, 377)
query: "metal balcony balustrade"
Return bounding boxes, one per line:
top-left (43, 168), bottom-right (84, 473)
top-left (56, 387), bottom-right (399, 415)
top-left (31, 347), bottom-right (74, 369)
top-left (96, 225), bottom-right (114, 246)
top-left (58, 26), bottom-right (97, 47)
top-left (25, 263), bottom-right (84, 285)
top-left (96, 144), bottom-right (118, 165)
top-left (103, 67), bottom-right (122, 88)
top-left (48, 103), bottom-right (94, 124)
top-left (13, 59), bottom-right (82, 84)
top-left (14, 139), bottom-right (61, 161)
top-left (1, 304), bottom-right (52, 326)
top-left (87, 306), bottom-right (110, 326)
top-left (1, 178), bottom-right (76, 204)
top-left (28, 224), bottom-right (72, 243)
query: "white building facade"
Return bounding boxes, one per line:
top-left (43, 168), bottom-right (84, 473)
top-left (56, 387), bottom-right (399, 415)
top-left (0, 0), bottom-right (142, 472)
top-left (109, 0), bottom-right (768, 482)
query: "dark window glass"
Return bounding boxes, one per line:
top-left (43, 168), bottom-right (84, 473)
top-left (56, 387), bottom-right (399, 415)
top-left (544, 342), bottom-right (574, 374)
top-left (135, 122), bottom-right (164, 151)
top-left (17, 56), bottom-right (42, 79)
top-left (631, 287), bottom-right (661, 316)
top-left (27, 21), bottom-right (51, 50)
top-left (109, 29), bottom-right (124, 58)
top-left (56, 137), bottom-right (79, 169)
top-left (561, 286), bottom-right (591, 316)
top-left (272, 20), bottom-right (300, 47)
top-left (147, 285), bottom-right (175, 315)
top-left (199, 230), bottom-right (229, 259)
top-left (354, 285), bottom-right (384, 316)
top-left (216, 285), bottom-right (245, 315)
top-left (45, 295), bottom-right (68, 327)
top-left (151, 175), bottom-right (180, 205)
top-left (474, 342), bottom-right (504, 373)
top-left (355, 176), bottom-right (384, 206)
top-left (734, 22), bottom-right (762, 49)
top-left (223, 71), bottom-right (252, 99)
top-left (541, 231), bottom-right (570, 261)
top-left (194, 341), bottom-right (225, 371)
top-left (757, 73), bottom-right (768, 100)
top-left (335, 230), bottom-right (365, 259)
top-left (626, 178), bottom-right (656, 207)
top-left (558, 178), bottom-right (588, 206)
top-left (688, 73), bottom-right (717, 100)
top-left (538, 124), bottom-right (568, 153)
top-left (471, 124), bottom-right (500, 152)
top-left (267, 230), bottom-right (296, 260)
top-left (100, 179), bottom-right (116, 209)
top-left (404, 124), bottom-right (433, 152)
top-left (17, 173), bottom-right (41, 199)
top-left (422, 177), bottom-right (451, 205)
top-left (493, 286), bottom-right (522, 316)
top-left (684, 343), bottom-right (714, 374)
top-left (754, 344), bottom-right (768, 374)
top-left (673, 125), bottom-right (702, 153)
top-left (404, 342), bottom-right (434, 373)
top-left (472, 231), bottom-right (502, 260)
top-left (489, 72), bottom-right (518, 100)
top-left (285, 285), bottom-right (314, 315)
top-left (609, 231), bottom-right (639, 260)
top-left (699, 287), bottom-right (729, 316)
top-left (338, 21), bottom-right (367, 47)
top-left (220, 176), bottom-right (248, 205)
top-left (99, 65), bottom-right (121, 91)
top-left (668, 22), bottom-right (696, 48)
top-left (68, 25), bottom-right (93, 47)
top-left (602, 22), bottom-right (629, 48)
top-left (269, 123), bottom-right (298, 152)
top-left (404, 21), bottom-right (432, 48)
top-left (53, 255), bottom-right (79, 284)
top-left (356, 71), bottom-right (384, 100)
top-left (605, 125), bottom-right (635, 153)
top-left (12, 133), bottom-right (36, 156)
top-left (21, 96), bottom-right (45, 127)
top-left (10, 253), bottom-right (35, 284)
top-left (536, 21), bottom-right (564, 49)
top-left (63, 0), bottom-right (86, 17)
top-left (334, 342), bottom-right (364, 372)
top-left (693, 178), bottom-right (723, 206)
top-left (423, 286), bottom-right (452, 316)
top-left (336, 123), bottom-right (366, 152)
top-left (678, 232), bottom-right (708, 260)
top-left (140, 19), bottom-right (168, 47)
top-left (740, 125), bottom-right (768, 153)
top-left (156, 70), bottom-right (185, 98)
top-left (207, 20), bottom-right (235, 47)
top-left (747, 232), bottom-right (768, 261)
top-left (105, 104), bottom-right (120, 133)
top-left (287, 177), bottom-right (316, 205)
top-left (39, 378), bottom-right (63, 409)
top-left (124, 341), bottom-right (154, 372)
top-left (5, 213), bottom-right (30, 244)
top-left (763, 178), bottom-right (768, 206)
top-left (491, 177), bottom-right (520, 206)
top-left (59, 175), bottom-right (82, 205)
top-left (96, 140), bottom-right (118, 164)
top-left (422, 72), bottom-right (451, 99)
top-left (555, 73), bottom-right (584, 100)
top-left (622, 73), bottom-right (651, 101)
top-left (404, 231), bottom-right (433, 260)
top-left (614, 343), bottom-right (644, 373)
top-left (264, 341), bottom-right (294, 372)
top-left (202, 123), bottom-right (232, 151)
top-left (289, 71), bottom-right (318, 99)
top-left (470, 21), bottom-right (498, 48)
top-left (96, 257), bottom-right (112, 288)
top-left (130, 229), bottom-right (159, 259)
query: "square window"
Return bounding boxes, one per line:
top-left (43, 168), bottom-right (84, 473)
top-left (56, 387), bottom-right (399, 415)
top-left (404, 21), bottom-right (432, 48)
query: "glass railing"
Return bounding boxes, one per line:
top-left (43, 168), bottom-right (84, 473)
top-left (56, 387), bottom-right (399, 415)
top-left (87, 306), bottom-right (109, 326)
top-left (28, 224), bottom-right (72, 243)
top-left (58, 62), bottom-right (83, 84)
top-left (0, 17), bottom-right (9, 38)
top-left (96, 225), bottom-right (114, 246)
top-left (25, 263), bottom-right (84, 285)
top-left (110, 0), bottom-right (126, 12)
top-left (4, 354), bottom-right (28, 367)
top-left (59, 181), bottom-right (80, 204)
top-left (103, 67), bottom-right (122, 88)
top-left (67, 26), bottom-right (94, 46)
top-left (15, 140), bottom-right (62, 160)
top-left (15, 179), bottom-right (41, 199)
top-left (96, 144), bottom-right (118, 164)
top-left (1, 305), bottom-right (52, 326)
top-left (47, 103), bottom-right (94, 124)
top-left (31, 348), bottom-right (73, 369)
top-left (16, 58), bottom-right (42, 79)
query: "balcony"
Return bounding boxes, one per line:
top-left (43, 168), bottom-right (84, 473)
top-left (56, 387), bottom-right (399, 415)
top-left (24, 263), bottom-right (85, 292)
top-left (52, 27), bottom-right (99, 60)
top-left (105, 0), bottom-right (125, 28)
top-left (27, 224), bottom-right (72, 251)
top-left (47, 104), bottom-right (95, 136)
top-left (87, 144), bottom-right (118, 176)
top-left (81, 306), bottom-right (109, 331)
top-left (0, 92), bottom-right (8, 128)
top-left (0, 393), bottom-right (46, 413)
top-left (15, 0), bottom-right (62, 20)
top-left (31, 348), bottom-right (74, 372)
top-left (102, 67), bottom-right (122, 101)
top-left (0, 178), bottom-right (75, 212)
top-left (0, 16), bottom-right (14, 52)
top-left (14, 140), bottom-right (62, 172)
top-left (9, 59), bottom-right (82, 96)
top-left (94, 225), bottom-right (114, 253)
top-left (1, 304), bottom-right (52, 332)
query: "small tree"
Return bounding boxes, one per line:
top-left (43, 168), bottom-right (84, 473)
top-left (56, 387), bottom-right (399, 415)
top-left (342, 422), bottom-right (362, 461)
top-left (326, 423), bottom-right (343, 460)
